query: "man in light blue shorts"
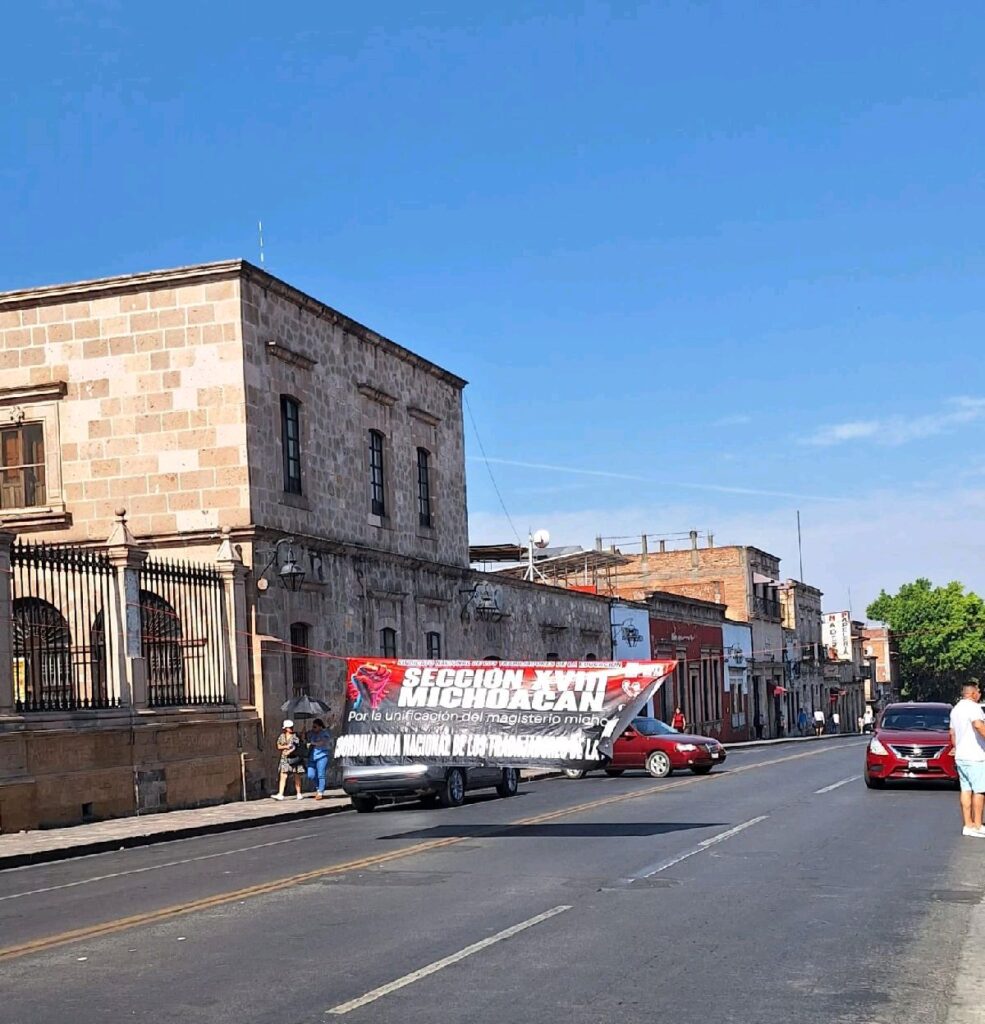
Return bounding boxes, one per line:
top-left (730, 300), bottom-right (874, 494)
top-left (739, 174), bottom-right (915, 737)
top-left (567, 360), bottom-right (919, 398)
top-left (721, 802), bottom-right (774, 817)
top-left (949, 681), bottom-right (985, 838)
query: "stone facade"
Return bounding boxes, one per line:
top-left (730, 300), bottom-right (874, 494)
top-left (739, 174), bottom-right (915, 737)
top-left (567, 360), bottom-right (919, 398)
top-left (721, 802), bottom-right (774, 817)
top-left (779, 580), bottom-right (825, 728)
top-left (0, 260), bottom-right (615, 815)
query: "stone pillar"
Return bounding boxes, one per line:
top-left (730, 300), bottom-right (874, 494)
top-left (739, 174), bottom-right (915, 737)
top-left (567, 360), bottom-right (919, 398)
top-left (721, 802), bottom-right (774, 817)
top-left (105, 509), bottom-right (149, 709)
top-left (216, 527), bottom-right (250, 707)
top-left (0, 531), bottom-right (15, 715)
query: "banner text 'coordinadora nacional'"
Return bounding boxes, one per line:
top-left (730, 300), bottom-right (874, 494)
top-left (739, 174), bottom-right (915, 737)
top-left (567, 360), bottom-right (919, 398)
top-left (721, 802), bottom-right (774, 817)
top-left (337, 659), bottom-right (676, 770)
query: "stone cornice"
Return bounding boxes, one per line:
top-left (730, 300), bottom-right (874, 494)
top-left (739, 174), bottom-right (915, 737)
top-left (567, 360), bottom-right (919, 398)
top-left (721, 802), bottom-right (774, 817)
top-left (0, 381), bottom-right (68, 406)
top-left (408, 406), bottom-right (442, 426)
top-left (266, 340), bottom-right (317, 370)
top-left (356, 383), bottom-right (398, 407)
top-left (0, 260), bottom-right (243, 308)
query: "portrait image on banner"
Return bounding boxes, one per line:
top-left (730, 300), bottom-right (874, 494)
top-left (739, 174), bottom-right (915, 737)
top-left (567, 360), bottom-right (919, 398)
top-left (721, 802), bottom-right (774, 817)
top-left (336, 659), bottom-right (676, 772)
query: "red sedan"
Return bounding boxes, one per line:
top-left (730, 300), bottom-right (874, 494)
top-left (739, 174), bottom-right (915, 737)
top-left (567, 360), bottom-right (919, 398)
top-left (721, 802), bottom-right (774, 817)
top-left (864, 702), bottom-right (957, 788)
top-left (564, 717), bottom-right (727, 779)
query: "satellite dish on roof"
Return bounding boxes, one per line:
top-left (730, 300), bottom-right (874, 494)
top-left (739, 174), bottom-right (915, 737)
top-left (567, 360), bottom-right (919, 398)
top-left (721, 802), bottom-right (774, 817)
top-left (532, 529), bottom-right (551, 549)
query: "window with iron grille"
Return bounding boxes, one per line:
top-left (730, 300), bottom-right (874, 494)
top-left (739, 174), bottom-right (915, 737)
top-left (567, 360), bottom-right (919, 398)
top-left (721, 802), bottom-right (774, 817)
top-left (1, 423), bottom-right (46, 509)
top-left (417, 448), bottom-right (432, 527)
top-left (369, 430), bottom-right (386, 516)
top-left (380, 626), bottom-right (396, 658)
top-left (290, 622), bottom-right (310, 695)
top-left (280, 397), bottom-right (302, 495)
top-left (426, 631), bottom-right (441, 659)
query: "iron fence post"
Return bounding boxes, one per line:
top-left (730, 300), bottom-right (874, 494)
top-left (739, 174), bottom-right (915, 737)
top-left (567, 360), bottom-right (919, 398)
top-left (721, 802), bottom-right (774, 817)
top-left (106, 509), bottom-right (149, 709)
top-left (0, 531), bottom-right (14, 715)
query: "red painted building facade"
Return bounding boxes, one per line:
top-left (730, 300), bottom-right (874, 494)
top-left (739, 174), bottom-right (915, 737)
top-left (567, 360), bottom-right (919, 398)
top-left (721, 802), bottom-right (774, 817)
top-left (645, 591), bottom-right (728, 739)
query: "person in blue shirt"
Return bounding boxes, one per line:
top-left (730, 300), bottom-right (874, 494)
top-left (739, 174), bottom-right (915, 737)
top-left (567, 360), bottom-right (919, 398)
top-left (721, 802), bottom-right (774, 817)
top-left (306, 718), bottom-right (334, 799)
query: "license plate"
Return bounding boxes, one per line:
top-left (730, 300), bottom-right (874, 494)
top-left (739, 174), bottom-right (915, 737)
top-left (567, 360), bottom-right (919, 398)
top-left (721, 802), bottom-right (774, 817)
top-left (710, 752), bottom-right (720, 759)
top-left (909, 758), bottom-right (928, 770)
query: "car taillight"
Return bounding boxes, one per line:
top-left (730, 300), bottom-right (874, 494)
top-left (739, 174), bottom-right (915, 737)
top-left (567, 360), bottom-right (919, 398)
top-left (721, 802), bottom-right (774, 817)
top-left (869, 737), bottom-right (888, 756)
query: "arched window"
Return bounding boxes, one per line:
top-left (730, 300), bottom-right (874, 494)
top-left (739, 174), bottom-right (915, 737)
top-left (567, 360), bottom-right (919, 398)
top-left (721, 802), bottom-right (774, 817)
top-left (380, 627), bottom-right (397, 659)
top-left (584, 652), bottom-right (597, 661)
top-left (290, 622), bottom-right (310, 695)
top-left (13, 597), bottom-right (72, 711)
top-left (141, 591), bottom-right (184, 706)
top-left (280, 396), bottom-right (302, 495)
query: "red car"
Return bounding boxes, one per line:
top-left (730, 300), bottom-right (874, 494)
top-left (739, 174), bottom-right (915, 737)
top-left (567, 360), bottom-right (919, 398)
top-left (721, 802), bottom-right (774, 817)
top-left (864, 701), bottom-right (957, 788)
top-left (564, 717), bottom-right (727, 779)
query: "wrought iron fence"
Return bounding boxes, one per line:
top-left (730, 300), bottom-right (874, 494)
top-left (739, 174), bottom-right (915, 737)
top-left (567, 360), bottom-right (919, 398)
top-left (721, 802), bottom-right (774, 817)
top-left (139, 556), bottom-right (228, 707)
top-left (11, 541), bottom-right (119, 712)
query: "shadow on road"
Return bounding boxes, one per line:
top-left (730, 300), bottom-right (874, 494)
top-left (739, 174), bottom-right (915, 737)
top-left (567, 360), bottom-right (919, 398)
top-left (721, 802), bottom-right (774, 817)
top-left (378, 821), bottom-right (726, 839)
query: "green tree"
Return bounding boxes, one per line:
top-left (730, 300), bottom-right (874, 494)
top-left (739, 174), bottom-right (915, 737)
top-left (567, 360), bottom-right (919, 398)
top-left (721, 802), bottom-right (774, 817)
top-left (867, 579), bottom-right (985, 702)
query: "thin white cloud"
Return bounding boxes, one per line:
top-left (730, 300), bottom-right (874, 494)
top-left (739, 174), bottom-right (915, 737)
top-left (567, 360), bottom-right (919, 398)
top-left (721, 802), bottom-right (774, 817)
top-left (467, 456), bottom-right (849, 503)
top-left (803, 396), bottom-right (985, 447)
top-left (468, 486), bottom-right (985, 614)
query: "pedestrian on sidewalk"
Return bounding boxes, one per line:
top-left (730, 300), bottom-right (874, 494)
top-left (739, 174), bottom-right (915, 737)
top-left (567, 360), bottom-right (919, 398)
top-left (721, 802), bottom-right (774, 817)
top-left (798, 708), bottom-right (809, 736)
top-left (306, 717), bottom-right (334, 799)
top-left (813, 708), bottom-right (825, 737)
top-left (671, 706), bottom-right (687, 731)
top-left (754, 710), bottom-right (764, 740)
top-left (272, 720), bottom-right (305, 801)
top-left (832, 711), bottom-right (841, 734)
top-left (950, 681), bottom-right (985, 838)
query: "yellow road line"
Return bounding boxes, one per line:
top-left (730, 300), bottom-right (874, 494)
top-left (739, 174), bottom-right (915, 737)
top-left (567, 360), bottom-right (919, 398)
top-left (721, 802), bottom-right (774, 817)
top-left (0, 741), bottom-right (855, 963)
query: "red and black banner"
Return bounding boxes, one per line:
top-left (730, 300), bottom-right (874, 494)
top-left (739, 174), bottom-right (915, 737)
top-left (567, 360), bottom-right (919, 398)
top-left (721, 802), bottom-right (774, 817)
top-left (336, 659), bottom-right (676, 770)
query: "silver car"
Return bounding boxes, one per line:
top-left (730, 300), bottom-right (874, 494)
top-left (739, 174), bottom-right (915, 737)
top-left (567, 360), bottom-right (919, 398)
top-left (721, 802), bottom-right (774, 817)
top-left (341, 763), bottom-right (520, 813)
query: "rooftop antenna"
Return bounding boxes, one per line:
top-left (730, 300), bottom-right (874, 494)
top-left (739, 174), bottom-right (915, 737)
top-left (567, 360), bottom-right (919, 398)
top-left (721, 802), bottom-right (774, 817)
top-left (524, 528), bottom-right (551, 582)
top-left (257, 220), bottom-right (265, 266)
top-left (797, 510), bottom-right (804, 582)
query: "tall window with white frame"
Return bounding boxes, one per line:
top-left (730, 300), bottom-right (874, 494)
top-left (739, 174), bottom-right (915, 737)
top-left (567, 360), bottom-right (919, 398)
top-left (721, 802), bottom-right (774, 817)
top-left (1, 422), bottom-right (46, 509)
top-left (280, 396), bottom-right (302, 495)
top-left (380, 627), bottom-right (397, 659)
top-left (426, 631), bottom-right (441, 659)
top-left (369, 430), bottom-right (386, 516)
top-left (416, 447), bottom-right (432, 527)
top-left (290, 622), bottom-right (310, 695)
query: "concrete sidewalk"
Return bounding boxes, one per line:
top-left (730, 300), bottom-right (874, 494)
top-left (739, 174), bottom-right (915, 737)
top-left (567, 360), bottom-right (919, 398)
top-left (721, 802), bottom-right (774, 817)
top-left (0, 769), bottom-right (559, 871)
top-left (0, 737), bottom-right (860, 872)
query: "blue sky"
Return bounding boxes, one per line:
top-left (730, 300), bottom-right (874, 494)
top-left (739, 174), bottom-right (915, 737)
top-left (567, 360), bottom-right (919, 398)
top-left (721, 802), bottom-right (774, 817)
top-left (3, 1), bottom-right (984, 611)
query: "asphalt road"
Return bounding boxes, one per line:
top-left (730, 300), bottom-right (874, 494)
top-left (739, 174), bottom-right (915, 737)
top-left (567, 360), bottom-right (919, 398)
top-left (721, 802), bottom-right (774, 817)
top-left (1, 739), bottom-right (982, 1024)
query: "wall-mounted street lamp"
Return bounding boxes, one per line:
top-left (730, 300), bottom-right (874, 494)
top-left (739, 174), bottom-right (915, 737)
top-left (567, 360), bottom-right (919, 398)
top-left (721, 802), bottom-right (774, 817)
top-left (256, 537), bottom-right (306, 593)
top-left (610, 619), bottom-right (643, 647)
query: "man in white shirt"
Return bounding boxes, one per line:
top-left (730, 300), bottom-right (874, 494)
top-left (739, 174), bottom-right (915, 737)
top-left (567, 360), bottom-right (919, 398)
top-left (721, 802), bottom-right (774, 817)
top-left (813, 708), bottom-right (825, 737)
top-left (949, 681), bottom-right (985, 838)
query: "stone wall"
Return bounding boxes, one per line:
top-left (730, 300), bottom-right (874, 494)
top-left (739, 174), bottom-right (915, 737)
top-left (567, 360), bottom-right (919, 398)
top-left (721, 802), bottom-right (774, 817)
top-left (0, 263), bottom-right (249, 543)
top-left (239, 272), bottom-right (470, 568)
top-left (0, 714), bottom-right (255, 832)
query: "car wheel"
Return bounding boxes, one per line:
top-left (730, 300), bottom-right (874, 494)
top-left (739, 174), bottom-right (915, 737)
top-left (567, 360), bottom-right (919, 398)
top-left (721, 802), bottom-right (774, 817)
top-left (350, 796), bottom-right (377, 813)
top-left (563, 768), bottom-right (588, 780)
top-left (496, 767), bottom-right (519, 798)
top-left (604, 769), bottom-right (625, 777)
top-left (864, 773), bottom-right (885, 790)
top-left (439, 768), bottom-right (466, 807)
top-left (690, 765), bottom-right (713, 775)
top-left (645, 751), bottom-right (673, 779)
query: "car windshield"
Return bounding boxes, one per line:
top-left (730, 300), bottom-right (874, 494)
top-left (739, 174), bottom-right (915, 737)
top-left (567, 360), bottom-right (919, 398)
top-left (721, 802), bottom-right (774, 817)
top-left (880, 710), bottom-right (951, 732)
top-left (632, 718), bottom-right (678, 736)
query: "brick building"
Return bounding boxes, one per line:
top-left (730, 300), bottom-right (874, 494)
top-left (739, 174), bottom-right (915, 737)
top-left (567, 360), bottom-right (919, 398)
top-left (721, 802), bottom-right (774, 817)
top-left (0, 260), bottom-right (611, 829)
top-left (860, 626), bottom-right (900, 706)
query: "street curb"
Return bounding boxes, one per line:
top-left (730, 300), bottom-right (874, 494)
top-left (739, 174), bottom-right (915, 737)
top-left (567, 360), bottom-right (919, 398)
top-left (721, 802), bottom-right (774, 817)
top-left (0, 800), bottom-right (354, 872)
top-left (0, 769), bottom-right (564, 872)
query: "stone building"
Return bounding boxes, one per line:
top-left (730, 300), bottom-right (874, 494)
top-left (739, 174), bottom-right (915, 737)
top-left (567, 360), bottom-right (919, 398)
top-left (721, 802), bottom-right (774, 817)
top-left (0, 260), bottom-right (611, 829)
top-left (860, 626), bottom-right (900, 706)
top-left (778, 579), bottom-right (825, 728)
